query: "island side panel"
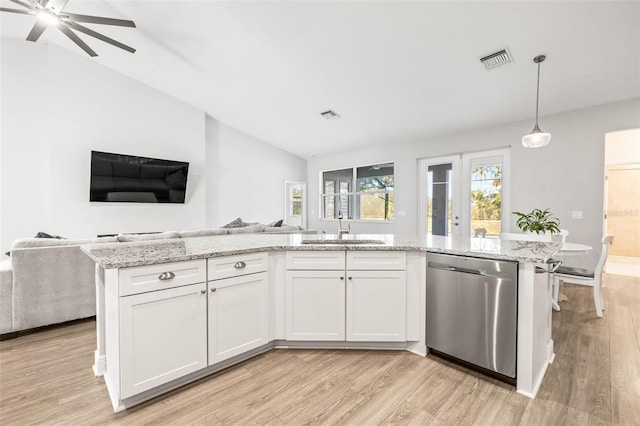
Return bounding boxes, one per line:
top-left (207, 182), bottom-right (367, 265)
top-left (516, 262), bottom-right (554, 398)
top-left (406, 251), bottom-right (426, 356)
top-left (93, 264), bottom-right (105, 376)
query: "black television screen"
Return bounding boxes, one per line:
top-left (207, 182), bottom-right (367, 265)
top-left (90, 151), bottom-right (189, 203)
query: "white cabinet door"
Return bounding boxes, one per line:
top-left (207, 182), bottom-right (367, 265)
top-left (208, 272), bottom-right (269, 365)
top-left (285, 270), bottom-right (345, 341)
top-left (120, 283), bottom-right (207, 399)
top-left (346, 270), bottom-right (407, 342)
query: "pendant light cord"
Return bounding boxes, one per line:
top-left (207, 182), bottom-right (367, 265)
top-left (535, 61), bottom-right (541, 128)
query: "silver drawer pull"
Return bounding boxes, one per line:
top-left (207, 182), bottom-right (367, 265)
top-left (234, 261), bottom-right (247, 269)
top-left (200, 289), bottom-right (206, 294)
top-left (158, 271), bottom-right (176, 281)
top-left (211, 288), bottom-right (217, 293)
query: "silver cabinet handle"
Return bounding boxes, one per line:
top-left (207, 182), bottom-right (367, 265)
top-left (340, 276), bottom-right (344, 280)
top-left (234, 261), bottom-right (247, 269)
top-left (211, 288), bottom-right (217, 293)
top-left (200, 289), bottom-right (206, 294)
top-left (348, 277), bottom-right (352, 280)
top-left (158, 271), bottom-right (175, 281)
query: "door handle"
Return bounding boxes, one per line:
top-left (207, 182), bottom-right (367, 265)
top-left (234, 261), bottom-right (247, 269)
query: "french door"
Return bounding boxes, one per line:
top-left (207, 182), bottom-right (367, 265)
top-left (418, 149), bottom-right (510, 238)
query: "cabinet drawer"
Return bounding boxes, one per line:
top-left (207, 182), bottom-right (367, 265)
top-left (347, 251), bottom-right (406, 270)
top-left (286, 251), bottom-right (345, 270)
top-left (119, 260), bottom-right (206, 296)
top-left (208, 252), bottom-right (267, 280)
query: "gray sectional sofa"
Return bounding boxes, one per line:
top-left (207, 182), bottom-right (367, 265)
top-left (0, 224), bottom-right (315, 337)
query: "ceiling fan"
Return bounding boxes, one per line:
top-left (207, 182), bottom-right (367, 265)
top-left (0, 0), bottom-right (136, 57)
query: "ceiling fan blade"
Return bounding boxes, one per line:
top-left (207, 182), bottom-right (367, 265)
top-left (67, 22), bottom-right (135, 54)
top-left (58, 25), bottom-right (97, 57)
top-left (63, 12), bottom-right (135, 27)
top-left (45, 0), bottom-right (69, 13)
top-left (26, 20), bottom-right (47, 42)
top-left (0, 7), bottom-right (35, 15)
top-left (8, 0), bottom-right (34, 10)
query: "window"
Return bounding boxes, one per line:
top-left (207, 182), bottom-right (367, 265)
top-left (321, 163), bottom-right (394, 221)
top-left (284, 181), bottom-right (306, 227)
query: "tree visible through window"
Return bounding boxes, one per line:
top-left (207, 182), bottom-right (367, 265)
top-left (470, 164), bottom-right (502, 237)
top-left (321, 163), bottom-right (394, 221)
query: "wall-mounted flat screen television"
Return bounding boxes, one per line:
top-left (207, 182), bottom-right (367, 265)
top-left (90, 151), bottom-right (189, 203)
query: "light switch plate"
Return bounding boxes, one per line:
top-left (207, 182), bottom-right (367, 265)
top-left (571, 211), bottom-right (583, 219)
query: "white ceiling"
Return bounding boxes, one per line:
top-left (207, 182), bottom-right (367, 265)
top-left (2, 1), bottom-right (639, 158)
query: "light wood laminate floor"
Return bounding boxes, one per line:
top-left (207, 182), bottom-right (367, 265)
top-left (1, 273), bottom-right (639, 425)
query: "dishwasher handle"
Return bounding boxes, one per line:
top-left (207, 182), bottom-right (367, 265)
top-left (428, 262), bottom-right (490, 277)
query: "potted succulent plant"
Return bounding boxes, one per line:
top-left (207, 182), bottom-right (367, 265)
top-left (513, 208), bottom-right (560, 234)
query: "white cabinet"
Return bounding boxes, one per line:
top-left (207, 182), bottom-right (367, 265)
top-left (207, 253), bottom-right (269, 365)
top-left (285, 251), bottom-right (407, 342)
top-left (119, 282), bottom-right (208, 399)
top-left (208, 272), bottom-right (269, 365)
top-left (346, 270), bottom-right (407, 342)
top-left (285, 270), bottom-right (346, 341)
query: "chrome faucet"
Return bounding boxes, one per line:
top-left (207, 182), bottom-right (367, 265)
top-left (337, 210), bottom-right (350, 239)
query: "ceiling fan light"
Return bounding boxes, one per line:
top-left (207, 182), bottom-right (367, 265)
top-left (38, 11), bottom-right (59, 26)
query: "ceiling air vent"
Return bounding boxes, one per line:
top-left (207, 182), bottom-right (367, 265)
top-left (320, 110), bottom-right (340, 120)
top-left (480, 49), bottom-right (513, 70)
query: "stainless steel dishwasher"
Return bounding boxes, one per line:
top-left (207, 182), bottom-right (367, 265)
top-left (426, 253), bottom-right (518, 380)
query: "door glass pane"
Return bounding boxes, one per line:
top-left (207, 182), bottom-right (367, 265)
top-left (607, 167), bottom-right (640, 257)
top-left (290, 185), bottom-right (303, 217)
top-left (427, 163), bottom-right (453, 236)
top-left (469, 159), bottom-right (502, 238)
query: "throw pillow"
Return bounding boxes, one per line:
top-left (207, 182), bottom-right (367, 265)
top-left (222, 218), bottom-right (247, 228)
top-left (34, 231), bottom-right (65, 239)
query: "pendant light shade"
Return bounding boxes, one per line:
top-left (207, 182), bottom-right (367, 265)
top-left (522, 55), bottom-right (551, 148)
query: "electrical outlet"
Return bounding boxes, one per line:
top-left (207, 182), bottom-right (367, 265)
top-left (571, 211), bottom-right (583, 219)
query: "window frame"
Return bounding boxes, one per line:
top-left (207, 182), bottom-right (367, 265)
top-left (319, 162), bottom-right (395, 222)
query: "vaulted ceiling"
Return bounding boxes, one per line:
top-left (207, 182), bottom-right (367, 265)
top-left (2, 1), bottom-right (639, 158)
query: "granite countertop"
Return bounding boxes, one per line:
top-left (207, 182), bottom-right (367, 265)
top-left (81, 233), bottom-right (562, 269)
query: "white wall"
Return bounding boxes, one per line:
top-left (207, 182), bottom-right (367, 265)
top-left (205, 115), bottom-right (307, 227)
top-left (0, 41), bottom-right (207, 252)
top-left (605, 128), bottom-right (640, 165)
top-left (308, 98), bottom-right (640, 266)
top-left (1, 41), bottom-right (308, 253)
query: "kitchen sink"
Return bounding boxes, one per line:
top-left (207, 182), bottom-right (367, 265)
top-left (300, 239), bottom-right (385, 245)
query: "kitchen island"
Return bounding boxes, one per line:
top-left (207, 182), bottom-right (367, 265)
top-left (83, 233), bottom-right (560, 412)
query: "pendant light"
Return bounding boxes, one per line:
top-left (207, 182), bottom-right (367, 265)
top-left (522, 55), bottom-right (551, 148)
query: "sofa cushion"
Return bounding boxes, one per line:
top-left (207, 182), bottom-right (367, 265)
top-left (222, 217), bottom-right (248, 228)
top-left (227, 224), bottom-right (266, 234)
top-left (264, 225), bottom-right (300, 233)
top-left (0, 259), bottom-right (14, 334)
top-left (117, 231), bottom-right (179, 242)
top-left (12, 236), bottom-right (118, 249)
top-left (268, 219), bottom-right (283, 227)
top-left (179, 228), bottom-right (228, 238)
